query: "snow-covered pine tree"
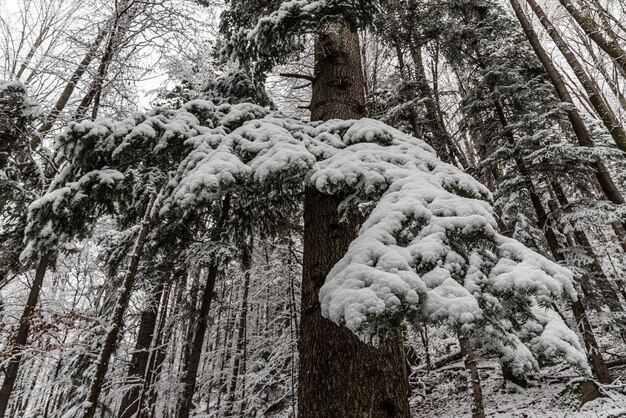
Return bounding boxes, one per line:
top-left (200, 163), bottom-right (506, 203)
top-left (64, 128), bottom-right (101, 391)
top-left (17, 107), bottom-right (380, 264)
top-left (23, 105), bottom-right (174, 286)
top-left (410, 0), bottom-right (624, 383)
top-left (0, 81), bottom-right (45, 288)
top-left (0, 81), bottom-right (49, 417)
top-left (27, 85), bottom-right (282, 417)
top-left (7, 2), bottom-right (615, 415)
top-left (215, 0), bottom-right (591, 414)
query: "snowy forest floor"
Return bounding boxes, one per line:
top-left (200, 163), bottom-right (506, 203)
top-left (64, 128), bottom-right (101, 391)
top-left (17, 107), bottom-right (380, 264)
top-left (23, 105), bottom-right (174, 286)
top-left (410, 362), bottom-right (626, 417)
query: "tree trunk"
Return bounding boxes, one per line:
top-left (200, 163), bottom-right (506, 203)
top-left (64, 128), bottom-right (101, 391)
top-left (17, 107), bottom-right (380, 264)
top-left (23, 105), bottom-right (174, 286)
top-left (175, 196), bottom-right (231, 418)
top-left (576, 30), bottom-right (626, 113)
top-left (75, 26), bottom-right (122, 118)
top-left (38, 25), bottom-right (109, 134)
top-left (0, 251), bottom-right (51, 418)
top-left (298, 20), bottom-right (410, 418)
top-left (458, 332), bottom-right (485, 418)
top-left (117, 279), bottom-right (166, 418)
top-left (525, 0), bottom-right (626, 152)
top-left (510, 0), bottom-right (626, 250)
top-left (493, 99), bottom-right (612, 382)
top-left (15, 24), bottom-right (50, 79)
top-left (409, 42), bottom-right (468, 168)
top-left (138, 280), bottom-right (171, 418)
top-left (570, 299), bottom-right (613, 383)
top-left (80, 189), bottom-right (159, 418)
top-left (215, 278), bottom-right (235, 413)
top-left (225, 244), bottom-right (252, 416)
top-left (557, 0), bottom-right (626, 78)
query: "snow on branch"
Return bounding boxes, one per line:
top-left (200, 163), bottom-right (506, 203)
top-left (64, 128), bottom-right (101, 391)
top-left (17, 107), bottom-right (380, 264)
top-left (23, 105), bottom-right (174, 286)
top-left (222, 0), bottom-right (378, 74)
top-left (24, 98), bottom-right (585, 374)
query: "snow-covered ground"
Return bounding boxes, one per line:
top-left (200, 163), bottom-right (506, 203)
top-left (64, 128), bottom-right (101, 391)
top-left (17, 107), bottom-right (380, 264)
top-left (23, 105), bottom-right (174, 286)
top-left (410, 361), bottom-right (626, 417)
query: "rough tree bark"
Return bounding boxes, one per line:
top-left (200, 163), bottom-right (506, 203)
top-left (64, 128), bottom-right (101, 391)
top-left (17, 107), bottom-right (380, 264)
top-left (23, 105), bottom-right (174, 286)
top-left (458, 332), bottom-right (485, 418)
top-left (297, 20), bottom-right (411, 418)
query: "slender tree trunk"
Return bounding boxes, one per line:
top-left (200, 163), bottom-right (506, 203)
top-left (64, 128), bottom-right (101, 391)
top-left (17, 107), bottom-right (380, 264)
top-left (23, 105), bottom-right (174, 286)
top-left (510, 0), bottom-right (626, 250)
top-left (392, 36), bottom-right (422, 141)
top-left (409, 42), bottom-right (468, 168)
top-left (226, 244), bottom-right (252, 416)
top-left (15, 24), bottom-right (50, 79)
top-left (557, 0), bottom-right (626, 78)
top-left (75, 0), bottom-right (136, 120)
top-left (298, 20), bottom-right (410, 418)
top-left (577, 31), bottom-right (626, 113)
top-left (117, 278), bottom-right (167, 418)
top-left (0, 251), bottom-right (51, 418)
top-left (80, 189), bottom-right (159, 418)
top-left (38, 25), bottom-right (109, 134)
top-left (570, 299), bottom-right (613, 383)
top-left (203, 278), bottom-right (227, 412)
top-left (494, 99), bottom-right (612, 382)
top-left (458, 332), bottom-right (485, 418)
top-left (175, 196), bottom-right (231, 418)
top-left (525, 0), bottom-right (626, 152)
top-left (546, 177), bottom-right (623, 311)
top-left (138, 280), bottom-right (171, 418)
top-left (215, 278), bottom-right (235, 413)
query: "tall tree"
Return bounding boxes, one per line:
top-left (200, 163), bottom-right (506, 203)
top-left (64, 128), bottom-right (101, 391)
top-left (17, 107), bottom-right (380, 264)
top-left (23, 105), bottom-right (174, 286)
top-left (298, 21), bottom-right (411, 417)
top-left (509, 0), bottom-right (626, 248)
top-left (525, 0), bottom-right (626, 152)
top-left (557, 0), bottom-right (626, 78)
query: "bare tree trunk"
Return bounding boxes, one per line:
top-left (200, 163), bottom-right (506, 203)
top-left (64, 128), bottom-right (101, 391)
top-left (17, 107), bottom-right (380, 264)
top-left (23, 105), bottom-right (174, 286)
top-left (80, 189), bottom-right (160, 418)
top-left (526, 0), bottom-right (626, 152)
top-left (0, 251), bottom-right (51, 418)
top-left (215, 278), bottom-right (235, 413)
top-left (409, 42), bottom-right (468, 168)
top-left (570, 299), bottom-right (613, 383)
top-left (138, 280), bottom-right (171, 418)
top-left (557, 0), bottom-right (626, 78)
top-left (298, 20), bottom-right (410, 418)
top-left (38, 25), bottom-right (109, 134)
top-left (225, 244), bottom-right (252, 416)
top-left (392, 36), bottom-right (422, 141)
top-left (175, 196), bottom-right (231, 418)
top-left (15, 24), bottom-right (50, 79)
top-left (117, 277), bottom-right (167, 418)
top-left (576, 29), bottom-right (626, 113)
top-left (510, 0), bottom-right (626, 250)
top-left (458, 332), bottom-right (485, 418)
top-left (74, 0), bottom-right (138, 120)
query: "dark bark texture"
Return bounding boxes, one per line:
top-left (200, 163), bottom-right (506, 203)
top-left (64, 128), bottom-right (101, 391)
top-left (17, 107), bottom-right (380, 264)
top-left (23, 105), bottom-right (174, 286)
top-left (298, 20), bottom-right (411, 418)
top-left (117, 281), bottom-right (165, 418)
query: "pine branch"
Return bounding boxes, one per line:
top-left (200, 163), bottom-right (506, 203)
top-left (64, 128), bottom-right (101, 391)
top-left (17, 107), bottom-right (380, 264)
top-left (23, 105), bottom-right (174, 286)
top-left (279, 72), bottom-right (315, 82)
